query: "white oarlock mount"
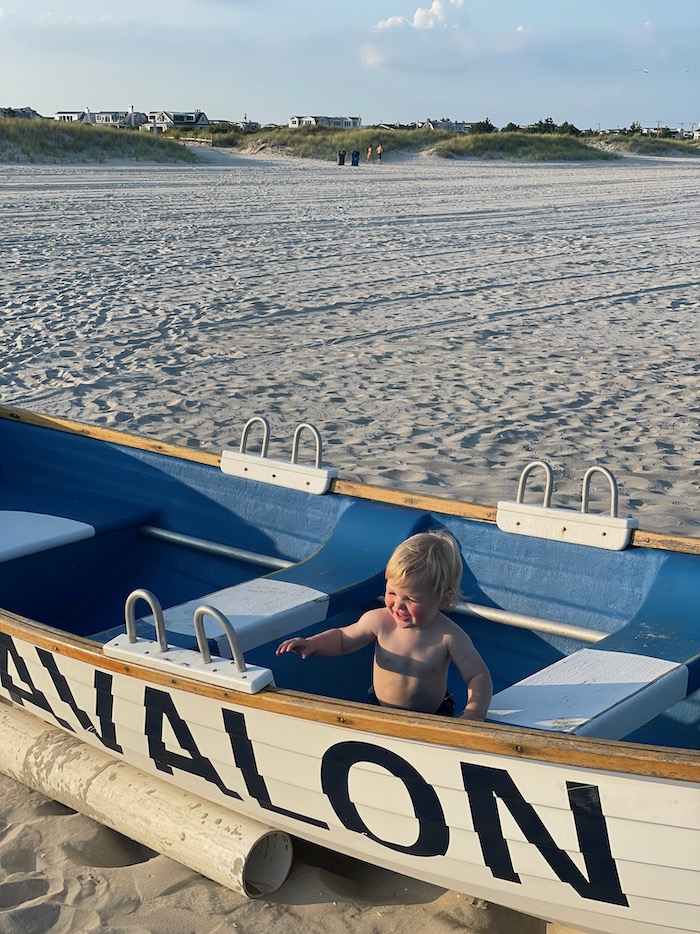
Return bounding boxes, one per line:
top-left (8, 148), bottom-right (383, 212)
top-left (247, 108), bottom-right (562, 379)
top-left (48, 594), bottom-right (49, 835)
top-left (496, 462), bottom-right (638, 551)
top-left (220, 416), bottom-right (338, 494)
top-left (104, 589), bottom-right (275, 693)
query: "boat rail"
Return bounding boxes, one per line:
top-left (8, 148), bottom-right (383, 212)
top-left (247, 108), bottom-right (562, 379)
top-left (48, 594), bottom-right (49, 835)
top-left (138, 524), bottom-right (607, 644)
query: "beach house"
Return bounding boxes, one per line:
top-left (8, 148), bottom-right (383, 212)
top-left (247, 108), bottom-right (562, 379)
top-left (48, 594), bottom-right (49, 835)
top-left (51, 107), bottom-right (147, 128)
top-left (0, 107), bottom-right (45, 120)
top-left (419, 118), bottom-right (475, 133)
top-left (53, 111), bottom-right (89, 123)
top-left (91, 106), bottom-right (148, 129)
top-left (145, 110), bottom-right (211, 133)
top-left (288, 116), bottom-right (361, 129)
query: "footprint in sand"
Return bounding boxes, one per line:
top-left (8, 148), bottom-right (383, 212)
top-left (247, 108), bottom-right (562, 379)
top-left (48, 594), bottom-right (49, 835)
top-left (62, 824), bottom-right (157, 870)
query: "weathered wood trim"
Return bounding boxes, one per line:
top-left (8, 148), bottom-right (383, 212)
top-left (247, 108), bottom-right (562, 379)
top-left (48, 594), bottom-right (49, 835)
top-left (629, 527), bottom-right (700, 555)
top-left (2, 611), bottom-right (697, 785)
top-left (0, 405), bottom-right (221, 467)
top-left (331, 481), bottom-right (700, 553)
top-left (0, 404), bottom-right (697, 554)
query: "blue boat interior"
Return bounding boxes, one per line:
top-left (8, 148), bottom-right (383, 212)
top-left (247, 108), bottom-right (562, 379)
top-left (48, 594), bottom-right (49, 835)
top-left (0, 417), bottom-right (697, 750)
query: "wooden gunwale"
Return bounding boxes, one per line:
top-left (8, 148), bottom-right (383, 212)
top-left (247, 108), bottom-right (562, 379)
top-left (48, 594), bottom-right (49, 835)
top-left (1, 404), bottom-right (697, 555)
top-left (2, 610), bottom-right (698, 785)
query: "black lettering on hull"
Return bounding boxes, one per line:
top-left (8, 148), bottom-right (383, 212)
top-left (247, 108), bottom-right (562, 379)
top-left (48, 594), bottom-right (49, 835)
top-left (144, 686), bottom-right (241, 799)
top-left (0, 633), bottom-right (73, 731)
top-left (322, 740), bottom-right (449, 856)
top-left (223, 709), bottom-right (328, 829)
top-left (37, 649), bottom-right (123, 753)
top-left (0, 634), bottom-right (629, 911)
top-left (461, 762), bottom-right (628, 906)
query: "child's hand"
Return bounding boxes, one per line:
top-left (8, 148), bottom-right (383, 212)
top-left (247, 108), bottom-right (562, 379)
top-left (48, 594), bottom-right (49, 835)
top-left (276, 637), bottom-right (310, 658)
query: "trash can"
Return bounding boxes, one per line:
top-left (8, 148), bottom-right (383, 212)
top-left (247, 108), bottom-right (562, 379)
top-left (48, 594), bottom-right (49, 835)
top-left (351, 150), bottom-right (360, 166)
top-left (337, 150), bottom-right (346, 166)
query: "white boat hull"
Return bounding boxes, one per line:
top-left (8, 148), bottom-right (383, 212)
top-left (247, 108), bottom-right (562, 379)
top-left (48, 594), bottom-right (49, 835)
top-left (1, 624), bottom-right (697, 934)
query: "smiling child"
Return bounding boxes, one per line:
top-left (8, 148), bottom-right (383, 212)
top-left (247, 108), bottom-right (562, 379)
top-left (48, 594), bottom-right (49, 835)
top-left (276, 531), bottom-right (492, 719)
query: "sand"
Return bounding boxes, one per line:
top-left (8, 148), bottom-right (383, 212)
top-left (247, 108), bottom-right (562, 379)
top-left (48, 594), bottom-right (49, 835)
top-left (0, 146), bottom-right (698, 932)
top-left (0, 767), bottom-right (586, 934)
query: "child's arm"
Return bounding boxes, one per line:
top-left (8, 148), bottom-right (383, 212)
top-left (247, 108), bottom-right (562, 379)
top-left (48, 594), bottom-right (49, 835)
top-left (447, 626), bottom-right (493, 721)
top-left (461, 666), bottom-right (493, 721)
top-left (276, 610), bottom-right (379, 659)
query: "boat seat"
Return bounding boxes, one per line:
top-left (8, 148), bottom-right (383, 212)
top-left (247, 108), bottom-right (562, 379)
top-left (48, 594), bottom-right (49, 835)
top-left (487, 640), bottom-right (693, 740)
top-left (0, 511), bottom-right (95, 563)
top-left (100, 500), bottom-right (432, 656)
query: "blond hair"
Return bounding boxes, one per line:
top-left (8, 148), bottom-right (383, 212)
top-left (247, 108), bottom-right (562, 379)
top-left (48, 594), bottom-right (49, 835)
top-left (385, 530), bottom-right (462, 606)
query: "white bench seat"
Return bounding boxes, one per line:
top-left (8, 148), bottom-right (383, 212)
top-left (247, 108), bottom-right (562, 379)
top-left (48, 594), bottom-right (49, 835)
top-left (152, 577), bottom-right (331, 654)
top-left (487, 648), bottom-right (689, 740)
top-left (0, 511), bottom-right (95, 563)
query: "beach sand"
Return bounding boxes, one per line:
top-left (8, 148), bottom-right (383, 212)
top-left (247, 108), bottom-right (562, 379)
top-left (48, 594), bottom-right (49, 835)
top-left (0, 147), bottom-right (698, 932)
top-left (0, 768), bottom-right (580, 934)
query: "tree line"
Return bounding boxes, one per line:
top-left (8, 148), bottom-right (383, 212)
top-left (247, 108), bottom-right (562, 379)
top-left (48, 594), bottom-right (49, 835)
top-left (467, 117), bottom-right (657, 136)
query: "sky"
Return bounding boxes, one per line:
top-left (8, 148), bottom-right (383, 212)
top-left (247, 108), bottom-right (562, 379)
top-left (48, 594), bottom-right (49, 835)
top-left (1, 0), bottom-right (698, 131)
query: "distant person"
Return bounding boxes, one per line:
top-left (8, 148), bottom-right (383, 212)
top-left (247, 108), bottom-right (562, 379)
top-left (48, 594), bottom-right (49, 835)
top-left (277, 531), bottom-right (492, 719)
top-left (377, 143), bottom-right (383, 164)
top-left (366, 145), bottom-right (373, 162)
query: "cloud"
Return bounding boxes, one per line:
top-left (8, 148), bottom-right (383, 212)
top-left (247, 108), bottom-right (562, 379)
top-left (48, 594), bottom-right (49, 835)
top-left (376, 15), bottom-right (406, 30)
top-left (360, 43), bottom-right (383, 69)
top-left (376, 0), bottom-right (464, 31)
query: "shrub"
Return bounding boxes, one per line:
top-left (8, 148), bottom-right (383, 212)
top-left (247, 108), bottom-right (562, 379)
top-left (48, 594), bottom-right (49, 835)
top-left (611, 136), bottom-right (700, 157)
top-left (0, 118), bottom-right (199, 164)
top-left (431, 132), bottom-right (618, 161)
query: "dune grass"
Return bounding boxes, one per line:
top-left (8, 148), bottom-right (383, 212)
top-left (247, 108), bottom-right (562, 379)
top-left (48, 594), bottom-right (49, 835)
top-left (173, 125), bottom-right (625, 162)
top-left (5, 119), bottom-right (697, 166)
top-left (174, 125), bottom-right (451, 159)
top-left (0, 118), bottom-right (198, 164)
top-left (604, 136), bottom-right (700, 157)
top-left (430, 132), bottom-right (620, 161)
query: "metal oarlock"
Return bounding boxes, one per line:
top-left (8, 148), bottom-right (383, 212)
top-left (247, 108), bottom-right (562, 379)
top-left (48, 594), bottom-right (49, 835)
top-left (240, 416), bottom-right (271, 457)
top-left (291, 422), bottom-right (323, 469)
top-left (515, 460), bottom-right (554, 507)
top-left (220, 416), bottom-right (338, 494)
top-left (124, 588), bottom-right (167, 652)
top-left (581, 465), bottom-right (619, 517)
top-left (496, 461), bottom-right (638, 551)
top-left (194, 604), bottom-right (246, 672)
top-left (105, 590), bottom-right (274, 693)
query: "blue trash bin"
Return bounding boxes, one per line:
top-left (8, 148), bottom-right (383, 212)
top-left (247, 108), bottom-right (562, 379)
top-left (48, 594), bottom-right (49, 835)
top-left (351, 150), bottom-right (360, 166)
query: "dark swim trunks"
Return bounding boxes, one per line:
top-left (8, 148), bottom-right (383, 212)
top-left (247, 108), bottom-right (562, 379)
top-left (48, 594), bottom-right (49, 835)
top-left (367, 688), bottom-right (456, 717)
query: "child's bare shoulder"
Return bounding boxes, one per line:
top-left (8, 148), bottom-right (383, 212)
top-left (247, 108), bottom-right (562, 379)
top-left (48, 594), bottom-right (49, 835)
top-left (441, 614), bottom-right (476, 645)
top-left (356, 606), bottom-right (389, 633)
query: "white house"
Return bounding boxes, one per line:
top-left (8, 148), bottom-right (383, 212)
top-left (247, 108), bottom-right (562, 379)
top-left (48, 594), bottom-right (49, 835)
top-left (641, 125), bottom-right (694, 139)
top-left (92, 106), bottom-right (148, 129)
top-left (53, 111), bottom-right (88, 123)
top-left (232, 120), bottom-right (261, 132)
top-left (288, 115), bottom-right (361, 129)
top-left (52, 107), bottom-right (148, 128)
top-left (419, 118), bottom-right (474, 133)
top-left (145, 110), bottom-right (211, 133)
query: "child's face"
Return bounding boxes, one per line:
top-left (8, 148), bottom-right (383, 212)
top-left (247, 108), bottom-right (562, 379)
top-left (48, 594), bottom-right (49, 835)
top-left (384, 574), bottom-right (449, 630)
